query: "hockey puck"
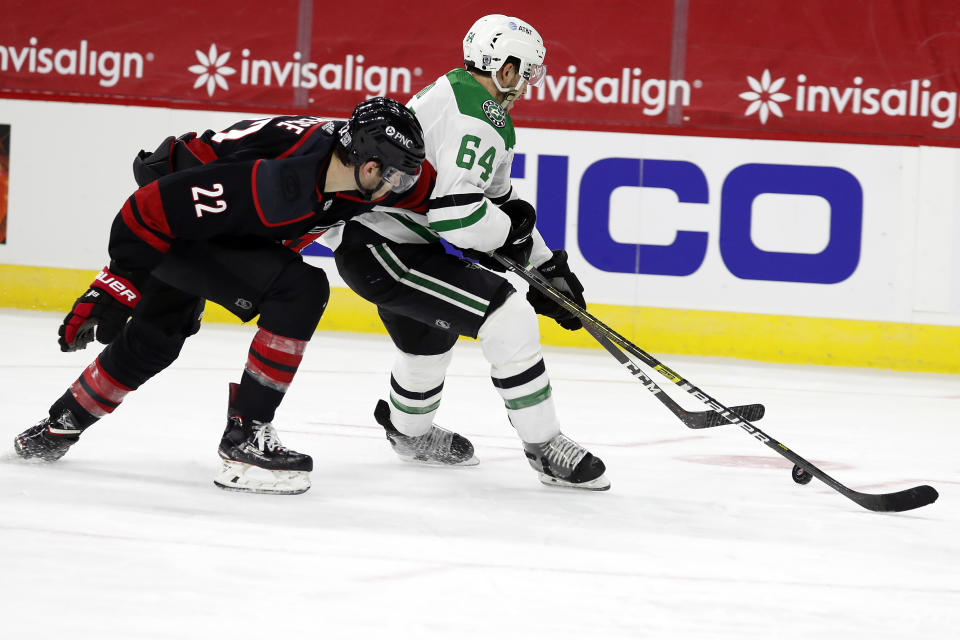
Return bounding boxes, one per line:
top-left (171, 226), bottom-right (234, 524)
top-left (792, 465), bottom-right (813, 485)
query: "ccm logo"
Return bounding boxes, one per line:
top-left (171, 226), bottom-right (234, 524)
top-left (95, 271), bottom-right (138, 303)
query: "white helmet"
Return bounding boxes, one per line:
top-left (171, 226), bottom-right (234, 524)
top-left (462, 14), bottom-right (547, 95)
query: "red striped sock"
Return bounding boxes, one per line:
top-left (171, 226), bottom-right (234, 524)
top-left (244, 328), bottom-right (307, 393)
top-left (69, 358), bottom-right (133, 419)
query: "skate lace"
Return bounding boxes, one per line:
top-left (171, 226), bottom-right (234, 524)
top-left (252, 422), bottom-right (288, 453)
top-left (543, 434), bottom-right (587, 471)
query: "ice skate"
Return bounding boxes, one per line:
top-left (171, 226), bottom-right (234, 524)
top-left (374, 399), bottom-right (478, 466)
top-left (214, 415), bottom-right (312, 495)
top-left (13, 411), bottom-right (82, 462)
top-left (523, 432), bottom-right (610, 491)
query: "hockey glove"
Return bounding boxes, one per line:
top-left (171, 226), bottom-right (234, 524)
top-left (527, 250), bottom-right (585, 331)
top-left (461, 199), bottom-right (536, 272)
top-left (58, 265), bottom-right (143, 352)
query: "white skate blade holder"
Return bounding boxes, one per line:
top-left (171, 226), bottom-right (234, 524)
top-left (538, 472), bottom-right (611, 491)
top-left (213, 459), bottom-right (311, 495)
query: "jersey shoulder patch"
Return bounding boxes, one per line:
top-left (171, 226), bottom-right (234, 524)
top-left (252, 154), bottom-right (321, 226)
top-left (413, 81), bottom-right (436, 101)
top-left (443, 69), bottom-right (515, 150)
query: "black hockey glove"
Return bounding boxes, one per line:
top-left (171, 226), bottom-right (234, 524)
top-left (58, 265), bottom-right (143, 352)
top-left (461, 199), bottom-right (536, 272)
top-left (527, 250), bottom-right (585, 331)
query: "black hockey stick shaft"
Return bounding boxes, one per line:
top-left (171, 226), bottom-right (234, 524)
top-left (582, 322), bottom-right (765, 429)
top-left (498, 254), bottom-right (938, 512)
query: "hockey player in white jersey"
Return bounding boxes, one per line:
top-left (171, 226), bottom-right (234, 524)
top-left (328, 15), bottom-right (609, 490)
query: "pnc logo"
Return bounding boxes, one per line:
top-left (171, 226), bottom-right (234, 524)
top-left (385, 125), bottom-right (413, 148)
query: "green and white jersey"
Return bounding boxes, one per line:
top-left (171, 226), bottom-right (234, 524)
top-left (324, 69), bottom-right (550, 264)
top-left (406, 68), bottom-right (515, 251)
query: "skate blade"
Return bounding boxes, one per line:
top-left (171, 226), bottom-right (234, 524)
top-left (538, 472), bottom-right (611, 491)
top-left (395, 452), bottom-right (480, 467)
top-left (10, 442), bottom-right (65, 463)
top-left (4, 446), bottom-right (36, 463)
top-left (213, 461), bottom-right (311, 495)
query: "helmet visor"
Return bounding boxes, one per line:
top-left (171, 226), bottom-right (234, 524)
top-left (526, 63), bottom-right (547, 88)
top-left (381, 164), bottom-right (421, 194)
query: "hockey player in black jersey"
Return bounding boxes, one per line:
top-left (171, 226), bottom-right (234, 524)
top-left (13, 97), bottom-right (426, 495)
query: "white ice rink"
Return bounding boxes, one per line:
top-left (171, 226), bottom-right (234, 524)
top-left (0, 309), bottom-right (956, 639)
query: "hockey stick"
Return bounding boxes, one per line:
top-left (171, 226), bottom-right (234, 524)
top-left (518, 263), bottom-right (764, 428)
top-left (582, 322), bottom-right (765, 429)
top-left (497, 254), bottom-right (939, 512)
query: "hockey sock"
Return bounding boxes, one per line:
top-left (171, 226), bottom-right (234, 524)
top-left (387, 350), bottom-right (453, 436)
top-left (61, 308), bottom-right (199, 428)
top-left (478, 293), bottom-right (561, 444)
top-left (57, 358), bottom-right (133, 427)
top-left (235, 327), bottom-right (308, 423)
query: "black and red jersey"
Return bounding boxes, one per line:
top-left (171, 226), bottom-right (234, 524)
top-left (109, 115), bottom-right (431, 273)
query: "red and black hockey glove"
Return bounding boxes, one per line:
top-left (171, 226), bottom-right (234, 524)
top-left (527, 250), bottom-right (585, 331)
top-left (461, 199), bottom-right (536, 272)
top-left (58, 265), bottom-right (142, 352)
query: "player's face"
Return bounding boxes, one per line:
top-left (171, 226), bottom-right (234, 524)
top-left (357, 161), bottom-right (392, 199)
top-left (498, 64), bottom-right (528, 112)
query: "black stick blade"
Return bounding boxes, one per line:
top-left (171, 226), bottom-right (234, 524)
top-left (853, 485), bottom-right (939, 512)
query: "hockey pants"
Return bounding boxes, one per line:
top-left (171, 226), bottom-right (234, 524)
top-left (51, 239), bottom-right (329, 428)
top-left (335, 223), bottom-right (561, 444)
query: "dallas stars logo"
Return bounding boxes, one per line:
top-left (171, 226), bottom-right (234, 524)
top-left (482, 99), bottom-right (506, 128)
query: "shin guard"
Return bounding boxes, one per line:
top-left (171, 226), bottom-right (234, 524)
top-left (235, 327), bottom-right (308, 423)
top-left (66, 358), bottom-right (133, 422)
top-left (478, 293), bottom-right (561, 444)
top-left (387, 350), bottom-right (453, 436)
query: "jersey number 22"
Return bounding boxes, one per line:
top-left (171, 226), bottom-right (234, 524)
top-left (191, 184), bottom-right (228, 218)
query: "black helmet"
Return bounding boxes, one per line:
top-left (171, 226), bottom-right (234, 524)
top-left (340, 96), bottom-right (425, 194)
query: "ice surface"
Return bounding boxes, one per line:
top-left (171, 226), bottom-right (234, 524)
top-left (0, 309), bottom-right (956, 639)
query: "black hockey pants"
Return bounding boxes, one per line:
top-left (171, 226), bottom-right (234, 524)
top-left (51, 239), bottom-right (329, 427)
top-left (333, 221), bottom-right (514, 355)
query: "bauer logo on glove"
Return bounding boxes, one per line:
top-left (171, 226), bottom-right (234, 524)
top-left (58, 266), bottom-right (143, 352)
top-left (94, 270), bottom-right (140, 304)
